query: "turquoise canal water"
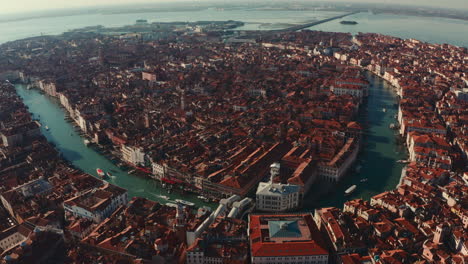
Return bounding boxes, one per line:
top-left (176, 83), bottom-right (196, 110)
top-left (15, 84), bottom-right (215, 209)
top-left (304, 73), bottom-right (406, 209)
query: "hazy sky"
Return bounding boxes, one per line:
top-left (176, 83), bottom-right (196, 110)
top-left (0, 0), bottom-right (467, 14)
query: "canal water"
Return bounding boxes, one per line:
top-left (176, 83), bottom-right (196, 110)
top-left (303, 72), bottom-right (406, 209)
top-left (16, 70), bottom-right (404, 211)
top-left (15, 84), bottom-right (215, 209)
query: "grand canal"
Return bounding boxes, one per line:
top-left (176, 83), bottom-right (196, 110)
top-left (7, 7), bottom-right (468, 210)
top-left (15, 84), bottom-right (215, 208)
top-left (16, 71), bottom-right (405, 210)
top-left (303, 72), bottom-right (407, 209)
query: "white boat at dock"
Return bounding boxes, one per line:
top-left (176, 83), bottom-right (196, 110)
top-left (345, 185), bottom-right (357, 195)
top-left (45, 126), bottom-right (49, 131)
top-left (360, 178), bottom-right (368, 183)
top-left (389, 123), bottom-right (396, 129)
top-left (396, 160), bottom-right (409, 164)
top-left (175, 199), bottom-right (195, 207)
top-left (83, 139), bottom-right (90, 146)
top-left (165, 202), bottom-right (178, 208)
top-left (158, 195), bottom-right (170, 200)
top-left (382, 108), bottom-right (387, 113)
top-left (197, 195), bottom-right (210, 202)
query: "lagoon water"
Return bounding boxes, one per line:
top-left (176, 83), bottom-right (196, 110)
top-left (1, 8), bottom-right (467, 47)
top-left (310, 12), bottom-right (468, 47)
top-left (0, 9), bottom-right (344, 43)
top-left (5, 7), bottom-right (468, 209)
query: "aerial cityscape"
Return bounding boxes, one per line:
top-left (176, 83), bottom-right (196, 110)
top-left (0, 1), bottom-right (467, 263)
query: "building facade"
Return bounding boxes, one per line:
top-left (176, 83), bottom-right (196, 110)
top-left (256, 163), bottom-right (302, 212)
top-left (249, 213), bottom-right (329, 264)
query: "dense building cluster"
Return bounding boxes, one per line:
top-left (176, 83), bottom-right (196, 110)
top-left (0, 30), bottom-right (367, 201)
top-left (0, 23), bottom-right (466, 264)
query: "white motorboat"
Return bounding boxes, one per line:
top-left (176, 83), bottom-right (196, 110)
top-left (345, 185), bottom-right (357, 195)
top-left (175, 199), bottom-right (195, 207)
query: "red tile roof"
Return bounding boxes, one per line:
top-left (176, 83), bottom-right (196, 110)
top-left (249, 214), bottom-right (328, 257)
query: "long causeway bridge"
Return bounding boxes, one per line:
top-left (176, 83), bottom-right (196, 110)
top-left (275, 11), bottom-right (360, 33)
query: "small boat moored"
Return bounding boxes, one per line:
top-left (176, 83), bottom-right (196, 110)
top-left (158, 195), bottom-right (170, 200)
top-left (96, 168), bottom-right (106, 178)
top-left (45, 126), bottom-right (49, 131)
top-left (345, 185), bottom-right (357, 195)
top-left (197, 195), bottom-right (210, 202)
top-left (175, 199), bottom-right (195, 207)
top-left (382, 108), bottom-right (387, 113)
top-left (360, 178), bottom-right (368, 183)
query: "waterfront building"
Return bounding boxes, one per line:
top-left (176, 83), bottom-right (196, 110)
top-left (63, 183), bottom-right (128, 223)
top-left (255, 163), bottom-right (302, 212)
top-left (249, 213), bottom-right (329, 264)
top-left (0, 121), bottom-right (41, 147)
top-left (329, 77), bottom-right (369, 102)
top-left (318, 138), bottom-right (359, 182)
top-left (121, 144), bottom-right (146, 166)
top-left (407, 132), bottom-right (453, 170)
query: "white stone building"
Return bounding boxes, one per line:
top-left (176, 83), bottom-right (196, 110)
top-left (256, 163), bottom-right (302, 212)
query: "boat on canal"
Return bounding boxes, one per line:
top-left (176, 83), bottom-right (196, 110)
top-left (158, 195), bottom-right (170, 200)
top-left (106, 172), bottom-right (113, 178)
top-left (45, 125), bottom-right (49, 131)
top-left (96, 168), bottom-right (106, 179)
top-left (345, 185), bottom-right (357, 195)
top-left (175, 199), bottom-right (195, 207)
top-left (197, 195), bottom-right (210, 202)
top-left (382, 108), bottom-right (387, 113)
top-left (360, 178), bottom-right (368, 183)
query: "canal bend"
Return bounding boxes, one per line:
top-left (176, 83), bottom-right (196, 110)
top-left (16, 70), bottom-right (405, 210)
